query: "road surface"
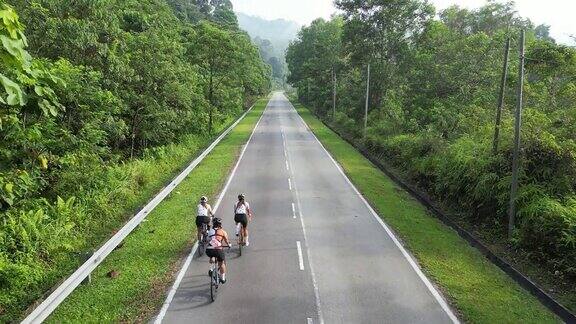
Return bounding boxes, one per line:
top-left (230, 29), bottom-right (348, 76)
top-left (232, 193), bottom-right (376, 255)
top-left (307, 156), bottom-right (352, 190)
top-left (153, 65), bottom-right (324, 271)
top-left (155, 92), bottom-right (458, 324)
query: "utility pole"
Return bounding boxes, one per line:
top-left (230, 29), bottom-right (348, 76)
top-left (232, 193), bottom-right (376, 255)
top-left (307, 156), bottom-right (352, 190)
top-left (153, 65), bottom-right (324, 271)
top-left (364, 63), bottom-right (370, 134)
top-left (332, 66), bottom-right (337, 119)
top-left (492, 38), bottom-right (511, 155)
top-left (508, 30), bottom-right (525, 239)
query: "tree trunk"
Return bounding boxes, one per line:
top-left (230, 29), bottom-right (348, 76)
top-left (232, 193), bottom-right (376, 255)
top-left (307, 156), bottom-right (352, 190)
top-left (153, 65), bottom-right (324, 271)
top-left (208, 70), bottom-right (214, 134)
top-left (130, 108), bottom-right (141, 159)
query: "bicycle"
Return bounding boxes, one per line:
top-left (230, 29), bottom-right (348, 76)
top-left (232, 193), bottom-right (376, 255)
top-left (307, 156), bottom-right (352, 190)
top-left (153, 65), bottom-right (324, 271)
top-left (198, 223), bottom-right (209, 256)
top-left (208, 245), bottom-right (230, 302)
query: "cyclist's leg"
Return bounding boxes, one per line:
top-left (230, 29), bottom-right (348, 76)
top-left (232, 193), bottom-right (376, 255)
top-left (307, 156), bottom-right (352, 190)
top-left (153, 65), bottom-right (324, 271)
top-left (218, 251), bottom-right (226, 282)
top-left (208, 255), bottom-right (215, 276)
top-left (242, 215), bottom-right (249, 245)
top-left (195, 217), bottom-right (203, 241)
top-left (219, 260), bottom-right (226, 275)
top-left (234, 214), bottom-right (241, 236)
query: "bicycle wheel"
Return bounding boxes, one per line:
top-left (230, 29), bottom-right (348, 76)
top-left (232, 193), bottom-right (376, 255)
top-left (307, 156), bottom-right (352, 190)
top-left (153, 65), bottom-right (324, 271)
top-left (210, 265), bottom-right (217, 302)
top-left (238, 229), bottom-right (243, 256)
top-left (198, 224), bottom-right (207, 257)
top-left (198, 238), bottom-right (204, 257)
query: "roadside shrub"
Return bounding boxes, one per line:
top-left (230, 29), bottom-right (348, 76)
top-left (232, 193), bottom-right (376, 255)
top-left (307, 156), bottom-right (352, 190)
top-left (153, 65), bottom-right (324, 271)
top-left (333, 111), bottom-right (361, 138)
top-left (518, 196), bottom-right (576, 277)
top-left (432, 135), bottom-right (500, 217)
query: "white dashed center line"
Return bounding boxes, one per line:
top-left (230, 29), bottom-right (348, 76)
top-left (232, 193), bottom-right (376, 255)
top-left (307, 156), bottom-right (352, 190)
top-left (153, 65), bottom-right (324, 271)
top-left (296, 241), bottom-right (304, 270)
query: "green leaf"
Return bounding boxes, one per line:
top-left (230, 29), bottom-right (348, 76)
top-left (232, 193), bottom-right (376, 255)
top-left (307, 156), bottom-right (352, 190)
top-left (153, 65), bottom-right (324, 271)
top-left (0, 6), bottom-right (21, 39)
top-left (39, 155), bottom-right (48, 170)
top-left (0, 34), bottom-right (31, 68)
top-left (38, 99), bottom-right (50, 116)
top-left (3, 196), bottom-right (13, 206)
top-left (49, 104), bottom-right (58, 116)
top-left (34, 85), bottom-right (44, 96)
top-left (5, 182), bottom-right (13, 194)
top-left (0, 72), bottom-right (26, 105)
top-left (38, 99), bottom-right (59, 117)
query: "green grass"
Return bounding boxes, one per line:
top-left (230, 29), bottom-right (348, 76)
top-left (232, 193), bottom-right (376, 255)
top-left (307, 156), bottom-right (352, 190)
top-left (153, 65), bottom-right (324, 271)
top-left (293, 102), bottom-right (559, 324)
top-left (47, 99), bottom-right (268, 323)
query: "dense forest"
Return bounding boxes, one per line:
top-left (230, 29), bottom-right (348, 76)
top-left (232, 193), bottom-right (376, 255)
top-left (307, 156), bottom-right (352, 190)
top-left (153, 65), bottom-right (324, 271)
top-left (287, 0), bottom-right (576, 301)
top-left (237, 12), bottom-right (300, 87)
top-left (0, 0), bottom-right (269, 320)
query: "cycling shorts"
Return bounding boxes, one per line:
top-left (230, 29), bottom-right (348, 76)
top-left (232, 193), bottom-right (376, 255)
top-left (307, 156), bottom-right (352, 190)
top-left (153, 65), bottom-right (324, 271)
top-left (196, 216), bottom-right (211, 228)
top-left (206, 248), bottom-right (225, 262)
top-left (234, 213), bottom-right (248, 227)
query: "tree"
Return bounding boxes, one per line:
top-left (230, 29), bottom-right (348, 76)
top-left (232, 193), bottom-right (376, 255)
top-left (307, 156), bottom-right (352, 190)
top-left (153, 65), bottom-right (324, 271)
top-left (186, 22), bottom-right (237, 133)
top-left (534, 24), bottom-right (555, 42)
top-left (335, 0), bottom-right (434, 110)
top-left (286, 17), bottom-right (343, 114)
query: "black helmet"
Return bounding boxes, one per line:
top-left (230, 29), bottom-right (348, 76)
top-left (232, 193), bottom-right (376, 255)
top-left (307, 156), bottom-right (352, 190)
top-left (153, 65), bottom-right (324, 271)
top-left (200, 196), bottom-right (207, 203)
top-left (212, 217), bottom-right (222, 228)
top-left (238, 193), bottom-right (245, 200)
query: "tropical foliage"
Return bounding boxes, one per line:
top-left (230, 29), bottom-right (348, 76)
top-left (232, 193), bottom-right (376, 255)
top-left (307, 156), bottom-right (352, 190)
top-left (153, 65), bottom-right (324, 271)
top-left (237, 12), bottom-right (301, 88)
top-left (0, 0), bottom-right (269, 320)
top-left (287, 0), bottom-right (576, 295)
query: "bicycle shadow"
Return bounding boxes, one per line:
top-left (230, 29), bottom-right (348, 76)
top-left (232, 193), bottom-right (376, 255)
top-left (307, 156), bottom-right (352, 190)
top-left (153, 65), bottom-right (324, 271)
top-left (169, 274), bottom-right (213, 310)
top-left (197, 247), bottom-right (242, 260)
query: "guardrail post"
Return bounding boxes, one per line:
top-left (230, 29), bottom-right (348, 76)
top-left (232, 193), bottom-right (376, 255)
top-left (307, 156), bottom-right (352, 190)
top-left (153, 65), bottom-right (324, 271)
top-left (81, 250), bottom-right (94, 285)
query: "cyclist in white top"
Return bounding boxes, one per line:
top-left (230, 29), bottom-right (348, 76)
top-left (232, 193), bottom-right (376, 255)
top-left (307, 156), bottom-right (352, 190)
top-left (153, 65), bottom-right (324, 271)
top-left (234, 193), bottom-right (253, 246)
top-left (196, 196), bottom-right (214, 242)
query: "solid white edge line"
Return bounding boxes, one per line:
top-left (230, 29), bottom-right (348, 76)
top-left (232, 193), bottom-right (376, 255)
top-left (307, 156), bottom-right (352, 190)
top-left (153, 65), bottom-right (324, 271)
top-left (288, 96), bottom-right (460, 324)
top-left (23, 102), bottom-right (258, 324)
top-left (154, 102), bottom-right (267, 324)
top-left (296, 241), bottom-right (304, 271)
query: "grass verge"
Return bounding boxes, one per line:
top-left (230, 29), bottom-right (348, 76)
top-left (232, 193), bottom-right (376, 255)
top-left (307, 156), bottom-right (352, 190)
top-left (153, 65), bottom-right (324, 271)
top-left (46, 99), bottom-right (267, 323)
top-left (5, 119), bottom-right (241, 323)
top-left (292, 101), bottom-right (559, 323)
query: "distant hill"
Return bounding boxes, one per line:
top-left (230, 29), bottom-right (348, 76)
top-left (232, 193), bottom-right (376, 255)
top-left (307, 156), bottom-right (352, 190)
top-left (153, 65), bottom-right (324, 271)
top-left (236, 12), bottom-right (300, 57)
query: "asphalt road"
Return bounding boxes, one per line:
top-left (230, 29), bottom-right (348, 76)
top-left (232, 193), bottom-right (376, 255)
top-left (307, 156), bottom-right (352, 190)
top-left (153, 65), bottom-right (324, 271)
top-left (155, 92), bottom-right (458, 324)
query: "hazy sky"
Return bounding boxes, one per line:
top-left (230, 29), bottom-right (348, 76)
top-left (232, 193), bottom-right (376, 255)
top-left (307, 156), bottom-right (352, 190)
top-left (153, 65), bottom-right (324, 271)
top-left (231, 0), bottom-right (575, 45)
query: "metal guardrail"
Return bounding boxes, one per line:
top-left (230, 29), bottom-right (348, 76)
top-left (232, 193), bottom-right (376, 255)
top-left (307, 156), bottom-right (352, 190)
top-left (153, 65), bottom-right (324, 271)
top-left (22, 104), bottom-right (256, 324)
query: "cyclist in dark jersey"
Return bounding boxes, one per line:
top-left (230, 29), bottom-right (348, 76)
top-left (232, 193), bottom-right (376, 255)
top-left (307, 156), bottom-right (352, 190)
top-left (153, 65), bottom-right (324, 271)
top-left (206, 218), bottom-right (230, 283)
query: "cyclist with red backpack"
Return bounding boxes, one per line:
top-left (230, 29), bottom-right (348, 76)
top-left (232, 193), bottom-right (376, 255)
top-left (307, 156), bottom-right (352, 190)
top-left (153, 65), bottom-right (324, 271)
top-left (206, 218), bottom-right (230, 283)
